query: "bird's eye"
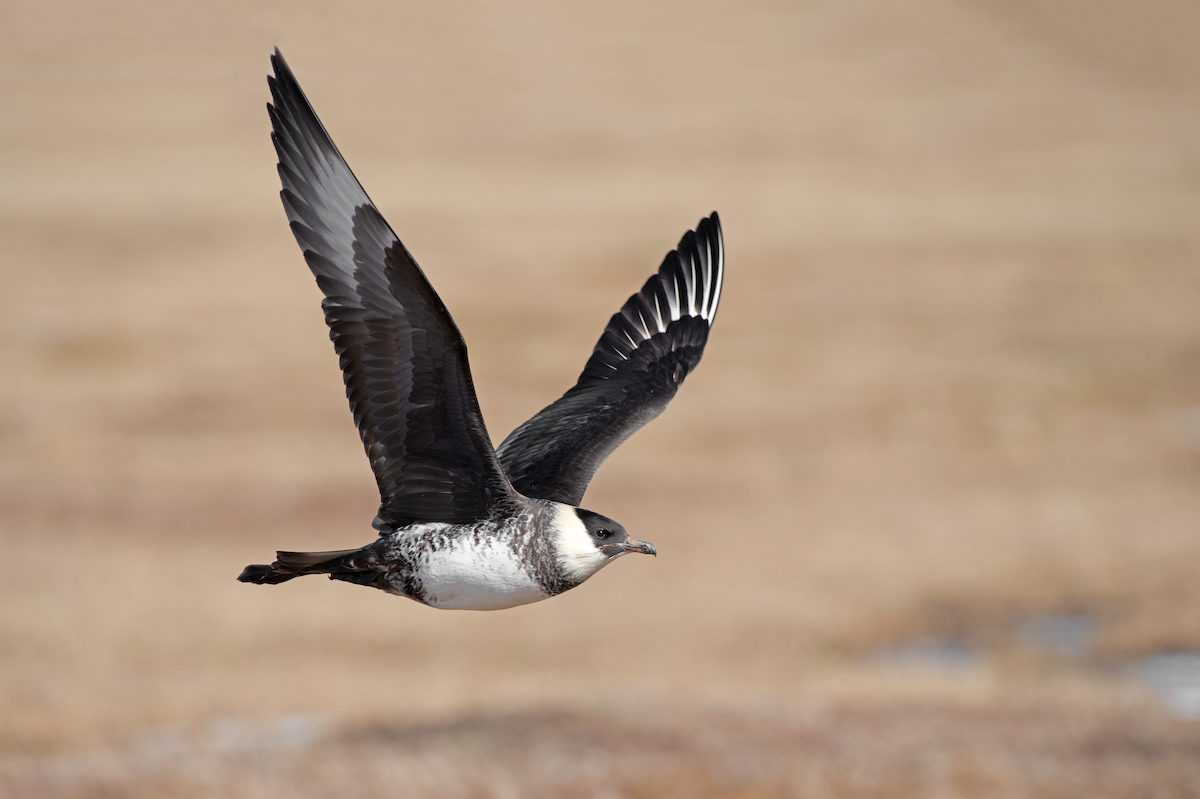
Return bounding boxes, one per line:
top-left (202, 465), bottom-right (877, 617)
top-left (596, 529), bottom-right (610, 540)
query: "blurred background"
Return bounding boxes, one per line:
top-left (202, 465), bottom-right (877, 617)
top-left (3, 0), bottom-right (1200, 796)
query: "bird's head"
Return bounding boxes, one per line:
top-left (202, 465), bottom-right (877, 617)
top-left (552, 505), bottom-right (657, 583)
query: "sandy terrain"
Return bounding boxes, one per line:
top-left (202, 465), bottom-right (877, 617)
top-left (2, 0), bottom-right (1199, 795)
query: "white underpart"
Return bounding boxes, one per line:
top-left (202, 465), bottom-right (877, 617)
top-left (421, 537), bottom-right (546, 611)
top-left (552, 504), bottom-right (612, 582)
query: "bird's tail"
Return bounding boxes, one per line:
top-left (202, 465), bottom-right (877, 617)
top-left (237, 547), bottom-right (369, 585)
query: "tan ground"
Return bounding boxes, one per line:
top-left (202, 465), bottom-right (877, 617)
top-left (2, 0), bottom-right (1200, 796)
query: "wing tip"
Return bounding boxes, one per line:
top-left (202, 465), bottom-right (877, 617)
top-left (270, 47), bottom-right (290, 79)
top-left (660, 211), bottom-right (724, 326)
top-left (267, 49), bottom-right (305, 120)
top-left (691, 211), bottom-right (724, 325)
top-left (574, 210), bottom-right (724, 384)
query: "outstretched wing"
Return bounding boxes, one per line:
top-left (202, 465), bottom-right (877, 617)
top-left (268, 49), bottom-right (516, 531)
top-left (495, 213), bottom-right (724, 506)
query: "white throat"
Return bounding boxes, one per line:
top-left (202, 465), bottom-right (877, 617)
top-left (551, 504), bottom-right (611, 582)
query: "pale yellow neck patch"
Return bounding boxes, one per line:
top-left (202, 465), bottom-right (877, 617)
top-left (551, 504), bottom-right (611, 582)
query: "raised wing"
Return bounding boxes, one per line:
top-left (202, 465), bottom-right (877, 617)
top-left (496, 213), bottom-right (724, 506)
top-left (268, 49), bottom-right (516, 531)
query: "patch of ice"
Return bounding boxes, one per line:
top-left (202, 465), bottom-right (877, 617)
top-left (870, 639), bottom-right (980, 673)
top-left (1177, 407), bottom-right (1200, 451)
top-left (1018, 614), bottom-right (1096, 658)
top-left (204, 714), bottom-right (328, 751)
top-left (1138, 653), bottom-right (1200, 719)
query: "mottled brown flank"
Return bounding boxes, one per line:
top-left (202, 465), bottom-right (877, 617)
top-left (4, 0), bottom-right (1200, 796)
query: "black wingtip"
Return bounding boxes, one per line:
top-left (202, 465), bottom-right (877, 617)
top-left (238, 564), bottom-right (272, 584)
top-left (696, 211), bottom-right (722, 253)
top-left (271, 47), bottom-right (288, 75)
top-left (269, 49), bottom-right (303, 104)
top-left (695, 211), bottom-right (724, 325)
top-left (697, 211), bottom-right (721, 241)
top-left (267, 50), bottom-right (287, 112)
top-left (575, 211), bottom-right (725, 383)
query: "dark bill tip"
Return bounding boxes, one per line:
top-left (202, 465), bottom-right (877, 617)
top-left (600, 536), bottom-right (657, 557)
top-left (625, 537), bottom-right (657, 557)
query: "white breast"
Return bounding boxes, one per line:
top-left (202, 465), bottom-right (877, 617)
top-left (419, 537), bottom-right (547, 611)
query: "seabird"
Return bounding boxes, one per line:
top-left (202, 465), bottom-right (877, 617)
top-left (238, 50), bottom-right (724, 610)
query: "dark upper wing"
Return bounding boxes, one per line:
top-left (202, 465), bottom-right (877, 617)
top-left (268, 49), bottom-right (516, 531)
top-left (495, 213), bottom-right (724, 506)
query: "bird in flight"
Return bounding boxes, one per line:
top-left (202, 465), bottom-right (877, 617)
top-left (238, 50), bottom-right (724, 610)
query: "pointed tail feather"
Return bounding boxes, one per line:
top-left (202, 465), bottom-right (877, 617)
top-left (237, 547), bottom-right (366, 585)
